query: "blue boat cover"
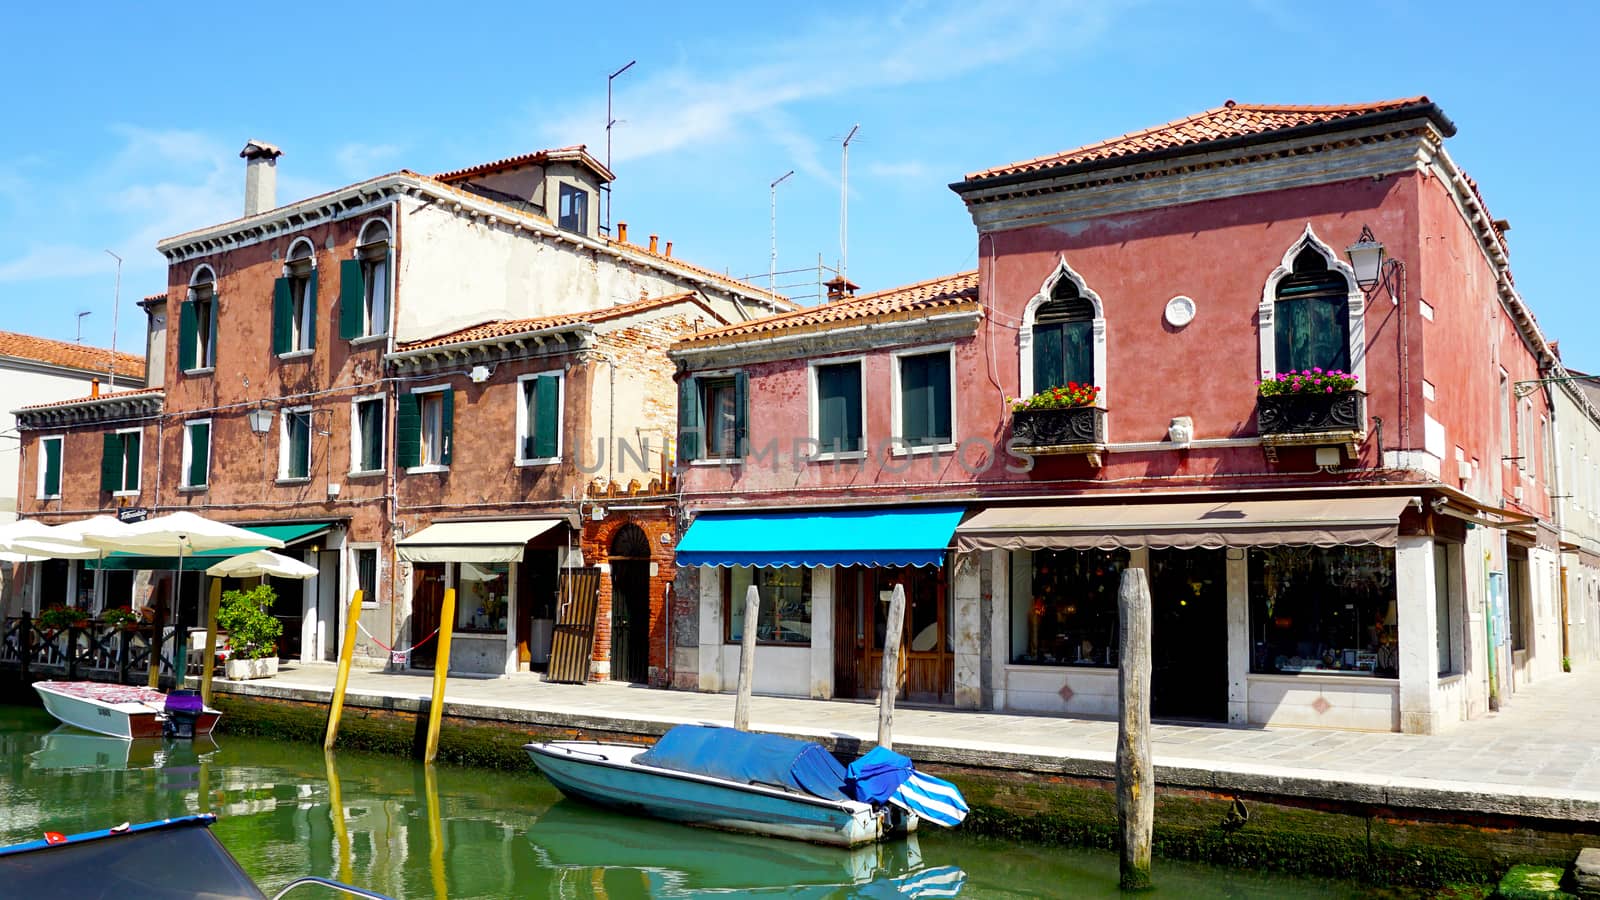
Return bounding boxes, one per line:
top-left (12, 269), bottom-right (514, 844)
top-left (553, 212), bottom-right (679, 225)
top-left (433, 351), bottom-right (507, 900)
top-left (675, 505), bottom-right (965, 568)
top-left (844, 745), bottom-right (914, 805)
top-left (634, 725), bottom-right (849, 801)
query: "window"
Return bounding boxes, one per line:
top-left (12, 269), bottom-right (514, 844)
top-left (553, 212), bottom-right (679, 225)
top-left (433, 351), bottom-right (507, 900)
top-left (677, 373), bottom-right (746, 462)
top-left (1249, 546), bottom-right (1397, 677)
top-left (459, 562), bottom-right (510, 632)
top-left (341, 220), bottom-right (390, 340)
top-left (100, 429), bottom-right (141, 494)
top-left (180, 267), bottom-right (218, 372)
top-left (1518, 398), bottom-right (1533, 475)
top-left (274, 240), bottom-right (318, 355)
top-left (812, 360), bottom-right (863, 455)
top-left (182, 420), bottom-right (211, 489)
top-left (1434, 542), bottom-right (1457, 676)
top-left (1274, 246), bottom-right (1352, 374)
top-left (398, 388), bottom-right (453, 470)
top-left (1032, 278), bottom-right (1095, 393)
top-left (725, 566), bottom-right (812, 645)
top-left (1010, 548), bottom-right (1127, 666)
top-left (279, 407), bottom-right (312, 480)
top-left (351, 397), bottom-right (385, 474)
top-left (352, 547), bottom-right (379, 607)
top-left (1508, 552), bottom-right (1529, 651)
top-left (895, 349), bottom-right (954, 449)
top-left (1499, 370), bottom-right (1511, 460)
top-left (37, 436), bottom-right (62, 498)
top-left (517, 372), bottom-right (563, 463)
top-left (558, 183), bottom-right (588, 234)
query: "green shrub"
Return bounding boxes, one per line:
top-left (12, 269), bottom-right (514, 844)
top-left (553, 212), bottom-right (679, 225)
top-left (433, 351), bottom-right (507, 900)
top-left (217, 584), bottom-right (282, 660)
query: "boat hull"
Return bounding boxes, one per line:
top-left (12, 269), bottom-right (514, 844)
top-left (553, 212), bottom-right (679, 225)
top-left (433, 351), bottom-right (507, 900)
top-left (32, 681), bottom-right (220, 740)
top-left (525, 741), bottom-right (912, 848)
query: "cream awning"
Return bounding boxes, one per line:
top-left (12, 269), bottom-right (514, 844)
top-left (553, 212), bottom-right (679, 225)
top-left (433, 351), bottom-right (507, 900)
top-left (954, 496), bottom-right (1415, 552)
top-left (397, 519), bottom-right (564, 563)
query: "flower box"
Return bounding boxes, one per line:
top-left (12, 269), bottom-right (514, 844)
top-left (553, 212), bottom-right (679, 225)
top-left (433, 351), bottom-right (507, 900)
top-left (1011, 405), bottom-right (1107, 460)
top-left (1257, 389), bottom-right (1364, 435)
top-left (225, 656), bottom-right (278, 680)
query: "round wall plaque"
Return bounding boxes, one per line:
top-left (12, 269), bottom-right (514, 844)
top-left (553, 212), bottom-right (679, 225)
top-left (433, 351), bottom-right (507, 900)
top-left (1165, 295), bottom-right (1196, 327)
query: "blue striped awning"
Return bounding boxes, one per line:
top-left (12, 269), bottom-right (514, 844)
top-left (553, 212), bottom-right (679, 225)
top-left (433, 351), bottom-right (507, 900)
top-left (675, 506), bottom-right (964, 568)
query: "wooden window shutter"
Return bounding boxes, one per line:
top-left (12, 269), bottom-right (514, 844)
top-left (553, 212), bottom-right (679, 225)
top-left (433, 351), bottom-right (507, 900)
top-left (190, 422), bottom-right (210, 486)
top-left (100, 433), bottom-right (123, 492)
top-left (338, 259), bottom-right (364, 340)
top-left (440, 390), bottom-right (454, 465)
top-left (1033, 323), bottom-right (1063, 392)
top-left (677, 377), bottom-right (701, 462)
top-left (396, 394), bottom-right (422, 468)
top-left (178, 300), bottom-right (197, 371)
top-left (208, 294), bottom-right (219, 368)
top-left (533, 375), bottom-right (560, 459)
top-left (272, 277), bottom-right (293, 355)
top-left (733, 371), bottom-right (749, 457)
top-left (43, 439), bottom-right (61, 496)
top-left (123, 431), bottom-right (141, 491)
top-left (305, 272), bottom-right (319, 350)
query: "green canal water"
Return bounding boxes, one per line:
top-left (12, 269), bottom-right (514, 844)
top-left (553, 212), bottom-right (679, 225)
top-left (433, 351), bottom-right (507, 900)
top-left (0, 704), bottom-right (1389, 898)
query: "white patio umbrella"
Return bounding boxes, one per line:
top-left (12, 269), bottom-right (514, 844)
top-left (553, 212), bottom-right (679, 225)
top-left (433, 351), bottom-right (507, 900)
top-left (0, 519), bottom-right (103, 560)
top-left (206, 549), bottom-right (317, 580)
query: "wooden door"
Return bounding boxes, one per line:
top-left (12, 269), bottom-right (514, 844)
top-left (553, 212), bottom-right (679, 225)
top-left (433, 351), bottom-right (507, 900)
top-left (546, 567), bottom-right (601, 684)
top-left (833, 567), bottom-right (861, 698)
top-left (862, 567), bottom-right (952, 704)
top-left (410, 564), bottom-right (445, 669)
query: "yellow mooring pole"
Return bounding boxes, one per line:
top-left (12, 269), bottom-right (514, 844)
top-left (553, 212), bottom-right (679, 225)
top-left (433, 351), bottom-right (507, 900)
top-left (423, 588), bottom-right (456, 764)
top-left (324, 590), bottom-right (366, 750)
top-left (200, 580), bottom-right (223, 705)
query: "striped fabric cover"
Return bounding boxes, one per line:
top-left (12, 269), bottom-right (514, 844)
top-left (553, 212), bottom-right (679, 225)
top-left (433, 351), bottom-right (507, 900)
top-left (888, 770), bottom-right (969, 827)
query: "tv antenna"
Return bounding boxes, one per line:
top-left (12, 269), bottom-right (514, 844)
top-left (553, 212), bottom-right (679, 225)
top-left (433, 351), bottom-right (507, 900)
top-left (604, 59), bottom-right (637, 236)
top-left (840, 124), bottom-right (859, 282)
top-left (769, 170), bottom-right (794, 294)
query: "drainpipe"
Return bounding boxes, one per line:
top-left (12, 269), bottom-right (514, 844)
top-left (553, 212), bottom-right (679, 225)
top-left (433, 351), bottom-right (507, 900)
top-left (1485, 549), bottom-right (1500, 711)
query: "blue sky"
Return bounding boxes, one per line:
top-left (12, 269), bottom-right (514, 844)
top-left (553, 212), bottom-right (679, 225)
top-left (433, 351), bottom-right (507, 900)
top-left (2, 1), bottom-right (1597, 372)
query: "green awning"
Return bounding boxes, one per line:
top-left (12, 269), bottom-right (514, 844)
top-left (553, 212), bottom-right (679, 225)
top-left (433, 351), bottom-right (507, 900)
top-left (88, 522), bottom-right (332, 571)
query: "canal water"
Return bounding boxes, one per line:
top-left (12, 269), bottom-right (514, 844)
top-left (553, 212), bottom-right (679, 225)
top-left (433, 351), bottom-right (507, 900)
top-left (0, 704), bottom-right (1381, 898)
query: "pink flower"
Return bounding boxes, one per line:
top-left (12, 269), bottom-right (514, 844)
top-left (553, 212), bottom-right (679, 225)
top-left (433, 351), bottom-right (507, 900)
top-left (1326, 386), bottom-right (1333, 393)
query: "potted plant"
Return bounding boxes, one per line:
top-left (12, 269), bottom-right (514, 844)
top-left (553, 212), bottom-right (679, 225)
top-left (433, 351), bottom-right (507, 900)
top-left (217, 584), bottom-right (283, 680)
top-left (1256, 368), bottom-right (1364, 435)
top-left (1010, 382), bottom-right (1105, 448)
top-left (37, 604), bottom-right (89, 637)
top-left (98, 606), bottom-right (139, 631)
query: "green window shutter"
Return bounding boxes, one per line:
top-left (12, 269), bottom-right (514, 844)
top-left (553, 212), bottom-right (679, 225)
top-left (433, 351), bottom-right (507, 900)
top-left (733, 371), bottom-right (749, 457)
top-left (338, 259), bottom-right (364, 340)
top-left (1033, 323), bottom-right (1063, 392)
top-left (123, 431), bottom-right (141, 491)
top-left (178, 300), bottom-right (197, 371)
top-left (927, 353), bottom-right (952, 442)
top-left (397, 394), bottom-right (421, 468)
top-left (289, 414), bottom-right (309, 478)
top-left (677, 377), bottom-right (701, 462)
top-left (43, 439), bottom-right (61, 496)
top-left (100, 433), bottom-right (122, 492)
top-left (816, 363), bottom-right (862, 453)
top-left (1062, 320), bottom-right (1093, 387)
top-left (360, 403), bottom-right (383, 471)
top-left (189, 422), bottom-right (210, 486)
top-left (440, 390), bottom-right (454, 465)
top-left (305, 271), bottom-right (319, 350)
top-left (208, 294), bottom-right (219, 368)
top-left (901, 356), bottom-right (930, 444)
top-left (272, 277), bottom-right (292, 355)
top-left (533, 375), bottom-right (561, 459)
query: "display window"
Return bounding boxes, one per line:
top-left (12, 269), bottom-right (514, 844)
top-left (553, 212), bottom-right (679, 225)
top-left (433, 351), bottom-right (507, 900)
top-left (1011, 548), bottom-right (1127, 667)
top-left (1248, 546), bottom-right (1397, 677)
top-left (724, 567), bottom-right (813, 645)
top-left (458, 562), bottom-right (510, 633)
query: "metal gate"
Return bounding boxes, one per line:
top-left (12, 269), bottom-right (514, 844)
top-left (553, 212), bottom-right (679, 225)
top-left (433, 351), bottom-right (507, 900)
top-left (545, 567), bottom-right (601, 684)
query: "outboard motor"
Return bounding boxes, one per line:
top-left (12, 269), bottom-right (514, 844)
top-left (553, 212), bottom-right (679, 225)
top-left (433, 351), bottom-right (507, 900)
top-left (162, 690), bottom-right (206, 739)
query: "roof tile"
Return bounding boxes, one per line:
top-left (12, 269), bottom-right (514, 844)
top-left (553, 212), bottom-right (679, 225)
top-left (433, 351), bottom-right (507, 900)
top-left (397, 292), bottom-right (718, 352)
top-left (676, 271), bottom-right (979, 347)
top-left (17, 385), bottom-right (163, 411)
top-left (0, 330), bottom-right (146, 381)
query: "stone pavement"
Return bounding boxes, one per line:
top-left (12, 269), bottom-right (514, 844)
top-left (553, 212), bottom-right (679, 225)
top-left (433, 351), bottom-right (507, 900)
top-left (215, 661), bottom-right (1600, 824)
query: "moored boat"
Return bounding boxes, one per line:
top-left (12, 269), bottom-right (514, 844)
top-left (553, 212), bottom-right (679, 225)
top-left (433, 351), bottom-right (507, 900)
top-left (32, 681), bottom-right (220, 740)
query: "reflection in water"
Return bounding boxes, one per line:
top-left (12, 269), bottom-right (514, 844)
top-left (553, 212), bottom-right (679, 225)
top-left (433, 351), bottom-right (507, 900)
top-left (0, 704), bottom-right (1372, 898)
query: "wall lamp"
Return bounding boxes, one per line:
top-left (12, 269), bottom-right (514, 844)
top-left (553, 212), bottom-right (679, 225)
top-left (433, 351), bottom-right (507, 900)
top-left (1345, 225), bottom-right (1403, 300)
top-left (1514, 373), bottom-right (1600, 399)
top-left (247, 406), bottom-right (275, 434)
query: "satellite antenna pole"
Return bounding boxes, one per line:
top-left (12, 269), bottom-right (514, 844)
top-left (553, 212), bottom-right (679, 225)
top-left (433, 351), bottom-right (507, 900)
top-left (76, 311), bottom-right (91, 344)
top-left (769, 170), bottom-right (794, 295)
top-left (104, 249), bottom-right (122, 390)
top-left (840, 124), bottom-right (858, 282)
top-left (604, 59), bottom-right (637, 236)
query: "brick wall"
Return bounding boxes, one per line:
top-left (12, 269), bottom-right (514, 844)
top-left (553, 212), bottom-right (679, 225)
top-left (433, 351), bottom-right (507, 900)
top-left (581, 508), bottom-right (677, 685)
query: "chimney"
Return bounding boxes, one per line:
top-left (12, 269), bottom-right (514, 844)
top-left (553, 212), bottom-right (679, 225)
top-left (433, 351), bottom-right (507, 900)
top-left (664, 241), bottom-right (673, 258)
top-left (240, 140), bottom-right (284, 216)
top-left (648, 234), bottom-right (659, 254)
top-left (824, 275), bottom-right (859, 303)
top-left (90, 378), bottom-right (100, 398)
top-left (617, 221), bottom-right (629, 244)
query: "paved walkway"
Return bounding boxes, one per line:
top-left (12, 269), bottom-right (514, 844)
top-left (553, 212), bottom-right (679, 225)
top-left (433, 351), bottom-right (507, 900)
top-left (217, 662), bottom-right (1600, 823)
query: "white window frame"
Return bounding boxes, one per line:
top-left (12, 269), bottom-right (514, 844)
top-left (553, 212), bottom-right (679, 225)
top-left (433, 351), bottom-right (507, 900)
top-left (515, 370), bottom-right (565, 466)
top-left (36, 434), bottom-right (63, 499)
top-left (349, 395), bottom-right (386, 476)
top-left (807, 355), bottom-right (867, 461)
top-left (408, 384), bottom-right (451, 474)
top-left (354, 217), bottom-right (392, 342)
top-left (186, 265), bottom-right (219, 374)
top-left (1257, 224), bottom-right (1367, 386)
top-left (180, 418), bottom-right (212, 490)
top-left (278, 404), bottom-right (314, 483)
top-left (282, 237), bottom-right (317, 357)
top-left (112, 426), bottom-right (142, 497)
top-left (889, 344), bottom-right (958, 456)
top-left (346, 542), bottom-right (382, 610)
top-left (1018, 256), bottom-right (1108, 408)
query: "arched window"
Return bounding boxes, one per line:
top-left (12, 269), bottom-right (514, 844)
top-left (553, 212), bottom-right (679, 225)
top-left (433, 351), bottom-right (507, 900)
top-left (1033, 278), bottom-right (1096, 392)
top-left (342, 218), bottom-right (390, 340)
top-left (180, 265), bottom-right (218, 372)
top-left (275, 238), bottom-right (317, 355)
top-left (1274, 246), bottom-right (1352, 374)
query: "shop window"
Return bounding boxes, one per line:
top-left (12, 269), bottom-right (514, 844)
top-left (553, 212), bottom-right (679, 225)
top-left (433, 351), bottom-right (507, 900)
top-left (350, 396), bottom-right (385, 474)
top-left (1273, 246), bottom-right (1352, 374)
top-left (724, 566), bottom-right (812, 645)
top-left (37, 435), bottom-right (62, 498)
top-left (279, 407), bottom-right (312, 480)
top-left (895, 348), bottom-right (954, 449)
top-left (1248, 546), bottom-right (1396, 677)
top-left (518, 372), bottom-right (563, 463)
top-left (340, 220), bottom-right (390, 340)
top-left (1031, 278), bottom-right (1095, 393)
top-left (180, 266), bottom-right (218, 373)
top-left (273, 239), bottom-right (318, 355)
top-left (678, 373), bottom-right (747, 462)
top-left (813, 360), bottom-right (863, 454)
top-left (100, 428), bottom-right (141, 494)
top-left (182, 420), bottom-right (210, 489)
top-left (458, 562), bottom-right (510, 633)
top-left (1508, 553), bottom-right (1529, 651)
top-left (1011, 548), bottom-right (1127, 667)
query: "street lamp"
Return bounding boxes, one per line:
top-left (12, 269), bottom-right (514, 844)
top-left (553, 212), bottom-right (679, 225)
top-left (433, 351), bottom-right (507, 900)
top-left (248, 407), bottom-right (275, 434)
top-left (1344, 225), bottom-right (1386, 291)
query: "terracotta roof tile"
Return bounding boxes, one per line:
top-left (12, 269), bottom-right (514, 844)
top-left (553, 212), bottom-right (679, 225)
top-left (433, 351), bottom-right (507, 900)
top-left (433, 145), bottom-right (615, 184)
top-left (397, 292), bottom-right (722, 352)
top-left (17, 386), bottom-right (163, 411)
top-left (0, 330), bottom-right (146, 381)
top-left (966, 97), bottom-right (1436, 181)
top-left (676, 271), bottom-right (979, 347)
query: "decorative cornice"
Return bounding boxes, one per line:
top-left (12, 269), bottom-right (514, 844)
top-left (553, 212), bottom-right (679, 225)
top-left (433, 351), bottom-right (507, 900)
top-left (15, 391), bottom-right (164, 429)
top-left (670, 308), bottom-right (982, 370)
top-left (385, 326), bottom-right (594, 374)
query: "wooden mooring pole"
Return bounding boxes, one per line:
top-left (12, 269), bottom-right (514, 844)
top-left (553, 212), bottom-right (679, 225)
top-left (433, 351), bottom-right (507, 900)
top-left (324, 589), bottom-right (366, 750)
top-left (878, 583), bottom-right (906, 750)
top-left (1117, 567), bottom-right (1154, 890)
top-left (733, 585), bottom-right (760, 731)
top-left (423, 588), bottom-right (456, 764)
top-left (200, 580), bottom-right (223, 705)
